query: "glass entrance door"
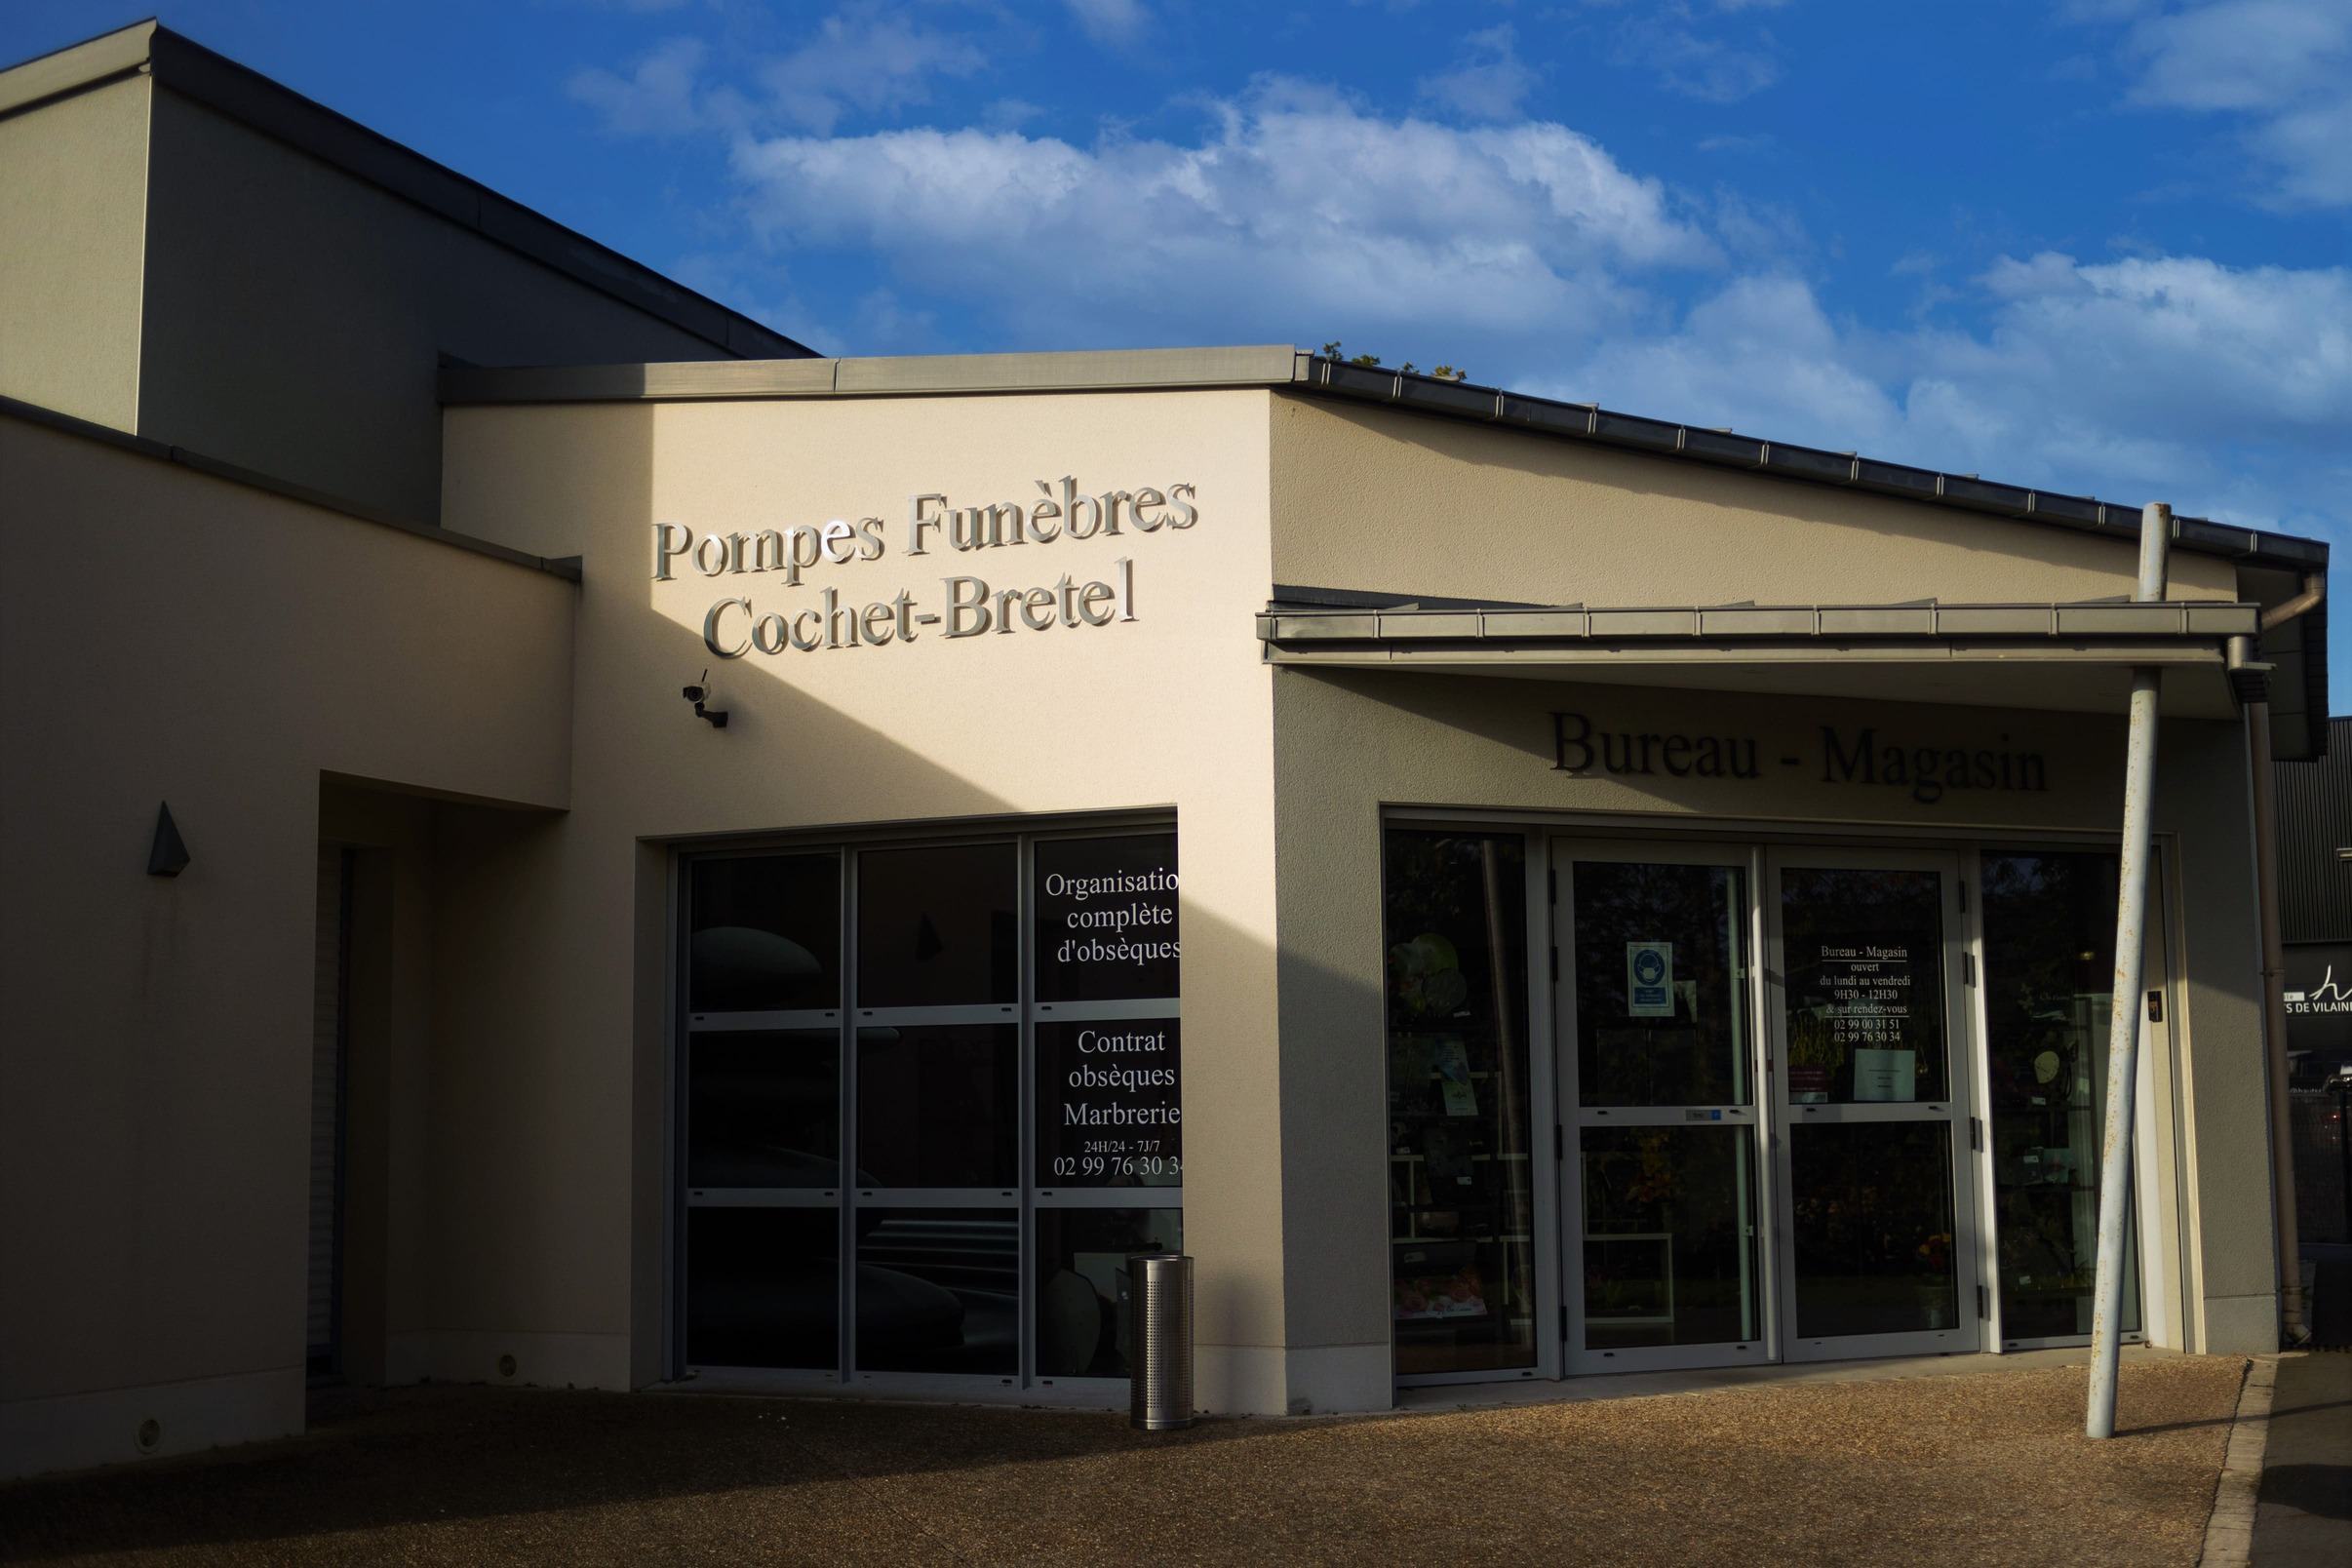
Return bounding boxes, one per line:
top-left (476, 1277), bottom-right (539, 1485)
top-left (1557, 844), bottom-right (1769, 1373)
top-left (1766, 851), bottom-right (1981, 1361)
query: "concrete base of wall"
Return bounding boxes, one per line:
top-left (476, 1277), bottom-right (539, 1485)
top-left (1196, 1343), bottom-right (1286, 1415)
top-left (384, 1330), bottom-right (631, 1392)
top-left (2200, 1292), bottom-right (2283, 1355)
top-left (1282, 1342), bottom-right (1391, 1415)
top-left (1196, 1341), bottom-right (1392, 1416)
top-left (0, 1364), bottom-right (303, 1482)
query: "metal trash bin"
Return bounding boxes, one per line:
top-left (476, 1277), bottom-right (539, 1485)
top-left (1127, 1252), bottom-right (1194, 1431)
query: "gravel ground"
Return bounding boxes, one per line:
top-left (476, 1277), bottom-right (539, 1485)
top-left (0, 1356), bottom-right (2246, 1566)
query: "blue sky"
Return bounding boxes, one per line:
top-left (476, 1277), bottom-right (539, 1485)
top-left (10, 2), bottom-right (2350, 670)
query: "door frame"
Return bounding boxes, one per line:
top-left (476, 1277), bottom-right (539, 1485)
top-left (1552, 838), bottom-right (1779, 1376)
top-left (1762, 844), bottom-right (1984, 1363)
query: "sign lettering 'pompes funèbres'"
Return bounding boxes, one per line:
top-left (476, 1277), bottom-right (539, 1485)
top-left (652, 477), bottom-right (1197, 659)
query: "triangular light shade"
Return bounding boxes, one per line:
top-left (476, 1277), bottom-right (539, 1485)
top-left (148, 803), bottom-right (190, 878)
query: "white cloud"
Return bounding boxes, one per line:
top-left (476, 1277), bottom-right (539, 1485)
top-left (1611, 3), bottom-right (1784, 102)
top-left (2105, 0), bottom-right (2352, 208)
top-left (1535, 253), bottom-right (2352, 529)
top-left (760, 6), bottom-right (990, 135)
top-left (1064, 0), bottom-right (1152, 46)
top-left (1418, 24), bottom-right (1541, 122)
top-left (2123, 0), bottom-right (2350, 109)
top-left (568, 37), bottom-right (717, 138)
top-left (729, 80), bottom-right (1718, 347)
top-left (573, 7), bottom-right (992, 139)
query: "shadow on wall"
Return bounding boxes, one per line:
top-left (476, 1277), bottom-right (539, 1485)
top-left (333, 399), bottom-right (1395, 1409)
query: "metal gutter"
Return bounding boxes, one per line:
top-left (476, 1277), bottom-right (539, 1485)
top-left (1259, 600), bottom-right (2263, 645)
top-left (0, 393), bottom-right (582, 582)
top-left (0, 21), bottom-right (813, 363)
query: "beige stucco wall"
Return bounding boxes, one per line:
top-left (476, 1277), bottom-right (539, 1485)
top-left (1270, 394), bottom-right (2241, 606)
top-left (0, 415), bottom-right (575, 1478)
top-left (438, 388), bottom-right (1289, 1408)
top-left (0, 76), bottom-right (148, 431)
top-left (132, 89), bottom-right (751, 523)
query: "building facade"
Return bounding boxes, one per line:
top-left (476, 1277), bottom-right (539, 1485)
top-left (0, 23), bottom-right (2327, 1478)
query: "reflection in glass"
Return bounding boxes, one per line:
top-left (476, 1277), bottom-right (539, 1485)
top-left (1384, 830), bottom-right (1536, 1375)
top-left (1582, 1126), bottom-right (1760, 1350)
top-left (1035, 1020), bottom-right (1182, 1189)
top-left (686, 1207), bottom-right (839, 1369)
top-left (1982, 851), bottom-right (2140, 1340)
top-left (1035, 834), bottom-right (1180, 1003)
top-left (1034, 1209), bottom-right (1183, 1378)
top-left (857, 1025), bottom-right (1018, 1189)
top-left (854, 1209), bottom-right (1019, 1375)
top-left (856, 843), bottom-right (1017, 1008)
top-left (686, 1031), bottom-right (840, 1188)
top-left (1780, 868), bottom-right (1948, 1103)
top-left (1789, 1122), bottom-right (1958, 1338)
top-left (689, 854), bottom-right (841, 1012)
top-left (1573, 862), bottom-right (1750, 1107)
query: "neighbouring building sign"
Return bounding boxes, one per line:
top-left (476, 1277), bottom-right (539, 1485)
top-left (1549, 709), bottom-right (2050, 805)
top-left (653, 477), bottom-right (1197, 658)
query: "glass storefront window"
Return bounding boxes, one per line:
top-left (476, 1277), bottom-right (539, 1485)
top-left (1036, 1209), bottom-right (1183, 1379)
top-left (686, 1030), bottom-right (841, 1189)
top-left (1384, 829), bottom-right (1537, 1375)
top-left (856, 1025), bottom-right (1019, 1190)
top-left (854, 1209), bottom-right (1020, 1376)
top-left (1981, 851), bottom-right (2140, 1341)
top-left (682, 829), bottom-right (1179, 1389)
top-left (1035, 1020), bottom-right (1182, 1189)
top-left (856, 843), bottom-right (1018, 1008)
top-left (1028, 833), bottom-right (1181, 1374)
top-left (1035, 834), bottom-right (1179, 1002)
top-left (686, 1207), bottom-right (839, 1370)
top-left (688, 853), bottom-right (840, 1013)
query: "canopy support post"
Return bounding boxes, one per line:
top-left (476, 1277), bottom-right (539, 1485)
top-left (2087, 501), bottom-right (2171, 1440)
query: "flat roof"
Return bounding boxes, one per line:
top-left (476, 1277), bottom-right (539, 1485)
top-left (0, 20), bottom-right (816, 363)
top-left (440, 345), bottom-right (2329, 576)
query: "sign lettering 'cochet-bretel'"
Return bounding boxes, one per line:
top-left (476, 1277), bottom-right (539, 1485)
top-left (650, 477), bottom-right (1198, 658)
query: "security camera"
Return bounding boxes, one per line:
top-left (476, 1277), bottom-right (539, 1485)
top-left (683, 670), bottom-right (728, 728)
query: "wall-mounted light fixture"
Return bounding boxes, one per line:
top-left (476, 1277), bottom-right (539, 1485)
top-left (147, 803), bottom-right (190, 877)
top-left (682, 671), bottom-right (728, 728)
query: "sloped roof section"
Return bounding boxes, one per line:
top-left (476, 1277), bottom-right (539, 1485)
top-left (0, 21), bottom-right (816, 362)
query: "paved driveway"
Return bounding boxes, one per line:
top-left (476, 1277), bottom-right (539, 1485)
top-left (0, 1356), bottom-right (2246, 1565)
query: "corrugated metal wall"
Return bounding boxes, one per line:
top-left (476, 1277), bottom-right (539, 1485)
top-left (2277, 716), bottom-right (2352, 944)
